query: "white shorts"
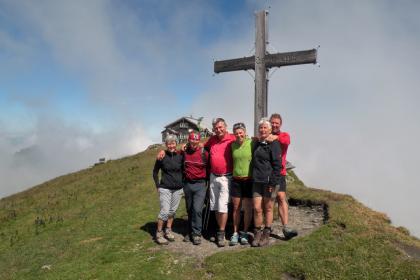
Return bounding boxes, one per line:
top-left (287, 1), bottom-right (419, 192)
top-left (209, 173), bottom-right (232, 213)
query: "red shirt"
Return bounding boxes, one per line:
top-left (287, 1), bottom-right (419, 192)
top-left (204, 133), bottom-right (236, 175)
top-left (183, 147), bottom-right (208, 180)
top-left (273, 131), bottom-right (290, 176)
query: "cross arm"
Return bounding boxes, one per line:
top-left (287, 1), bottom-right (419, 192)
top-left (266, 49), bottom-right (317, 68)
top-left (214, 56), bottom-right (255, 73)
top-left (214, 48), bottom-right (317, 73)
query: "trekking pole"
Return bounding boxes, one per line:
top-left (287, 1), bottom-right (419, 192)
top-left (203, 181), bottom-right (210, 231)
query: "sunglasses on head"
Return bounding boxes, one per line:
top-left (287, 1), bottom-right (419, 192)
top-left (233, 122), bottom-right (246, 130)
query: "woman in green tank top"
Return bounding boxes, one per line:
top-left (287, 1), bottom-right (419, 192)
top-left (229, 122), bottom-right (254, 246)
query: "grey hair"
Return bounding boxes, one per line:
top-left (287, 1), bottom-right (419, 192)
top-left (212, 117), bottom-right (227, 127)
top-left (165, 134), bottom-right (178, 144)
top-left (258, 117), bottom-right (272, 129)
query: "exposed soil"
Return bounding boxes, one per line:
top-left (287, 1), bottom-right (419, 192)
top-left (395, 241), bottom-right (420, 260)
top-left (161, 204), bottom-right (325, 264)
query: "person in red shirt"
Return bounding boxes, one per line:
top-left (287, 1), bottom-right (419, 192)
top-left (269, 113), bottom-right (297, 239)
top-left (183, 132), bottom-right (209, 245)
top-left (204, 117), bottom-right (236, 247)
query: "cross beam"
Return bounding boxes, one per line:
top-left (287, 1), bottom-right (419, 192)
top-left (214, 10), bottom-right (317, 136)
top-left (214, 49), bottom-right (317, 73)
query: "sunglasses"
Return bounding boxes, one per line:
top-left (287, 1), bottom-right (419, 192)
top-left (233, 122), bottom-right (246, 130)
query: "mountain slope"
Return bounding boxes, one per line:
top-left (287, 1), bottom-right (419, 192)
top-left (0, 146), bottom-right (419, 279)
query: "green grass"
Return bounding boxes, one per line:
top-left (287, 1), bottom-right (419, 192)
top-left (0, 146), bottom-right (419, 279)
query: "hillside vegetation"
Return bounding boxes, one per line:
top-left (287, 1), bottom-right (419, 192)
top-left (1, 146), bottom-right (419, 279)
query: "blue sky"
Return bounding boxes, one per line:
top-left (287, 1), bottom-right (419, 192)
top-left (1, 0), bottom-right (420, 237)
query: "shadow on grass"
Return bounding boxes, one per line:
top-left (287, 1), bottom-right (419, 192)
top-left (140, 218), bottom-right (189, 238)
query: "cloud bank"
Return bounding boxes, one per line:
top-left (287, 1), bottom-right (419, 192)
top-left (0, 115), bottom-right (150, 197)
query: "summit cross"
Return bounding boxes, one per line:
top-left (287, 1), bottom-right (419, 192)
top-left (214, 10), bottom-right (317, 135)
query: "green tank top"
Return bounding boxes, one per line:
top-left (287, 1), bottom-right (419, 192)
top-left (231, 138), bottom-right (253, 178)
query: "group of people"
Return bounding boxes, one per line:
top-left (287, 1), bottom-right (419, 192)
top-left (152, 113), bottom-right (297, 247)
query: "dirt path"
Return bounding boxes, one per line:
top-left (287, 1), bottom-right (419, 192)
top-left (162, 205), bottom-right (325, 263)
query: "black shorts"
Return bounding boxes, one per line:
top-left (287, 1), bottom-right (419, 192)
top-left (253, 182), bottom-right (279, 199)
top-left (230, 179), bottom-right (253, 199)
top-left (278, 175), bottom-right (286, 192)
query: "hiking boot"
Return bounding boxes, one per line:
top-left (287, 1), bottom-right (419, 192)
top-left (155, 231), bottom-right (168, 245)
top-left (164, 228), bottom-right (175, 242)
top-left (216, 231), bottom-right (226, 247)
top-left (183, 234), bottom-right (191, 242)
top-left (229, 232), bottom-right (239, 246)
top-left (239, 231), bottom-right (249, 245)
top-left (192, 235), bottom-right (201, 245)
top-left (283, 225), bottom-right (298, 240)
top-left (251, 228), bottom-right (262, 247)
top-left (258, 228), bottom-right (271, 247)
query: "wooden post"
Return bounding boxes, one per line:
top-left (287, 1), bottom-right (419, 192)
top-left (254, 10), bottom-right (268, 136)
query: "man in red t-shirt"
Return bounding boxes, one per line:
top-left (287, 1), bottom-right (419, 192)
top-left (183, 132), bottom-right (209, 245)
top-left (270, 113), bottom-right (297, 239)
top-left (204, 117), bottom-right (236, 247)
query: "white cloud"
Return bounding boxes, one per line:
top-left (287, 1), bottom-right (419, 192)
top-left (0, 116), bottom-right (150, 198)
top-left (192, 1), bottom-right (420, 236)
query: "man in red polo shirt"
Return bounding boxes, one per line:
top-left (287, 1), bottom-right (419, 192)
top-left (269, 113), bottom-right (298, 239)
top-left (204, 117), bottom-right (236, 247)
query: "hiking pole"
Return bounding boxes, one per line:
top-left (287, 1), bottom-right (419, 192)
top-left (203, 181), bottom-right (210, 232)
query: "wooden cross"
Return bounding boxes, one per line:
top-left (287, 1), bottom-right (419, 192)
top-left (214, 10), bottom-right (317, 136)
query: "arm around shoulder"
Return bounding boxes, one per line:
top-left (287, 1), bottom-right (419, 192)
top-left (278, 132), bottom-right (290, 145)
top-left (156, 149), bottom-right (166, 160)
top-left (152, 160), bottom-right (161, 188)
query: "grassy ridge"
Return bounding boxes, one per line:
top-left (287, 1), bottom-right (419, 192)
top-left (0, 148), bottom-right (192, 279)
top-left (204, 181), bottom-right (420, 279)
top-left (0, 146), bottom-right (419, 279)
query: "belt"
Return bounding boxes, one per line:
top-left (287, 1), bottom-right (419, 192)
top-left (212, 173), bottom-right (232, 177)
top-left (185, 178), bottom-right (206, 184)
top-left (233, 176), bottom-right (251, 181)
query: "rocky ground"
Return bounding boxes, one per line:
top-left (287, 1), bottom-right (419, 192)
top-left (159, 204), bottom-right (325, 264)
